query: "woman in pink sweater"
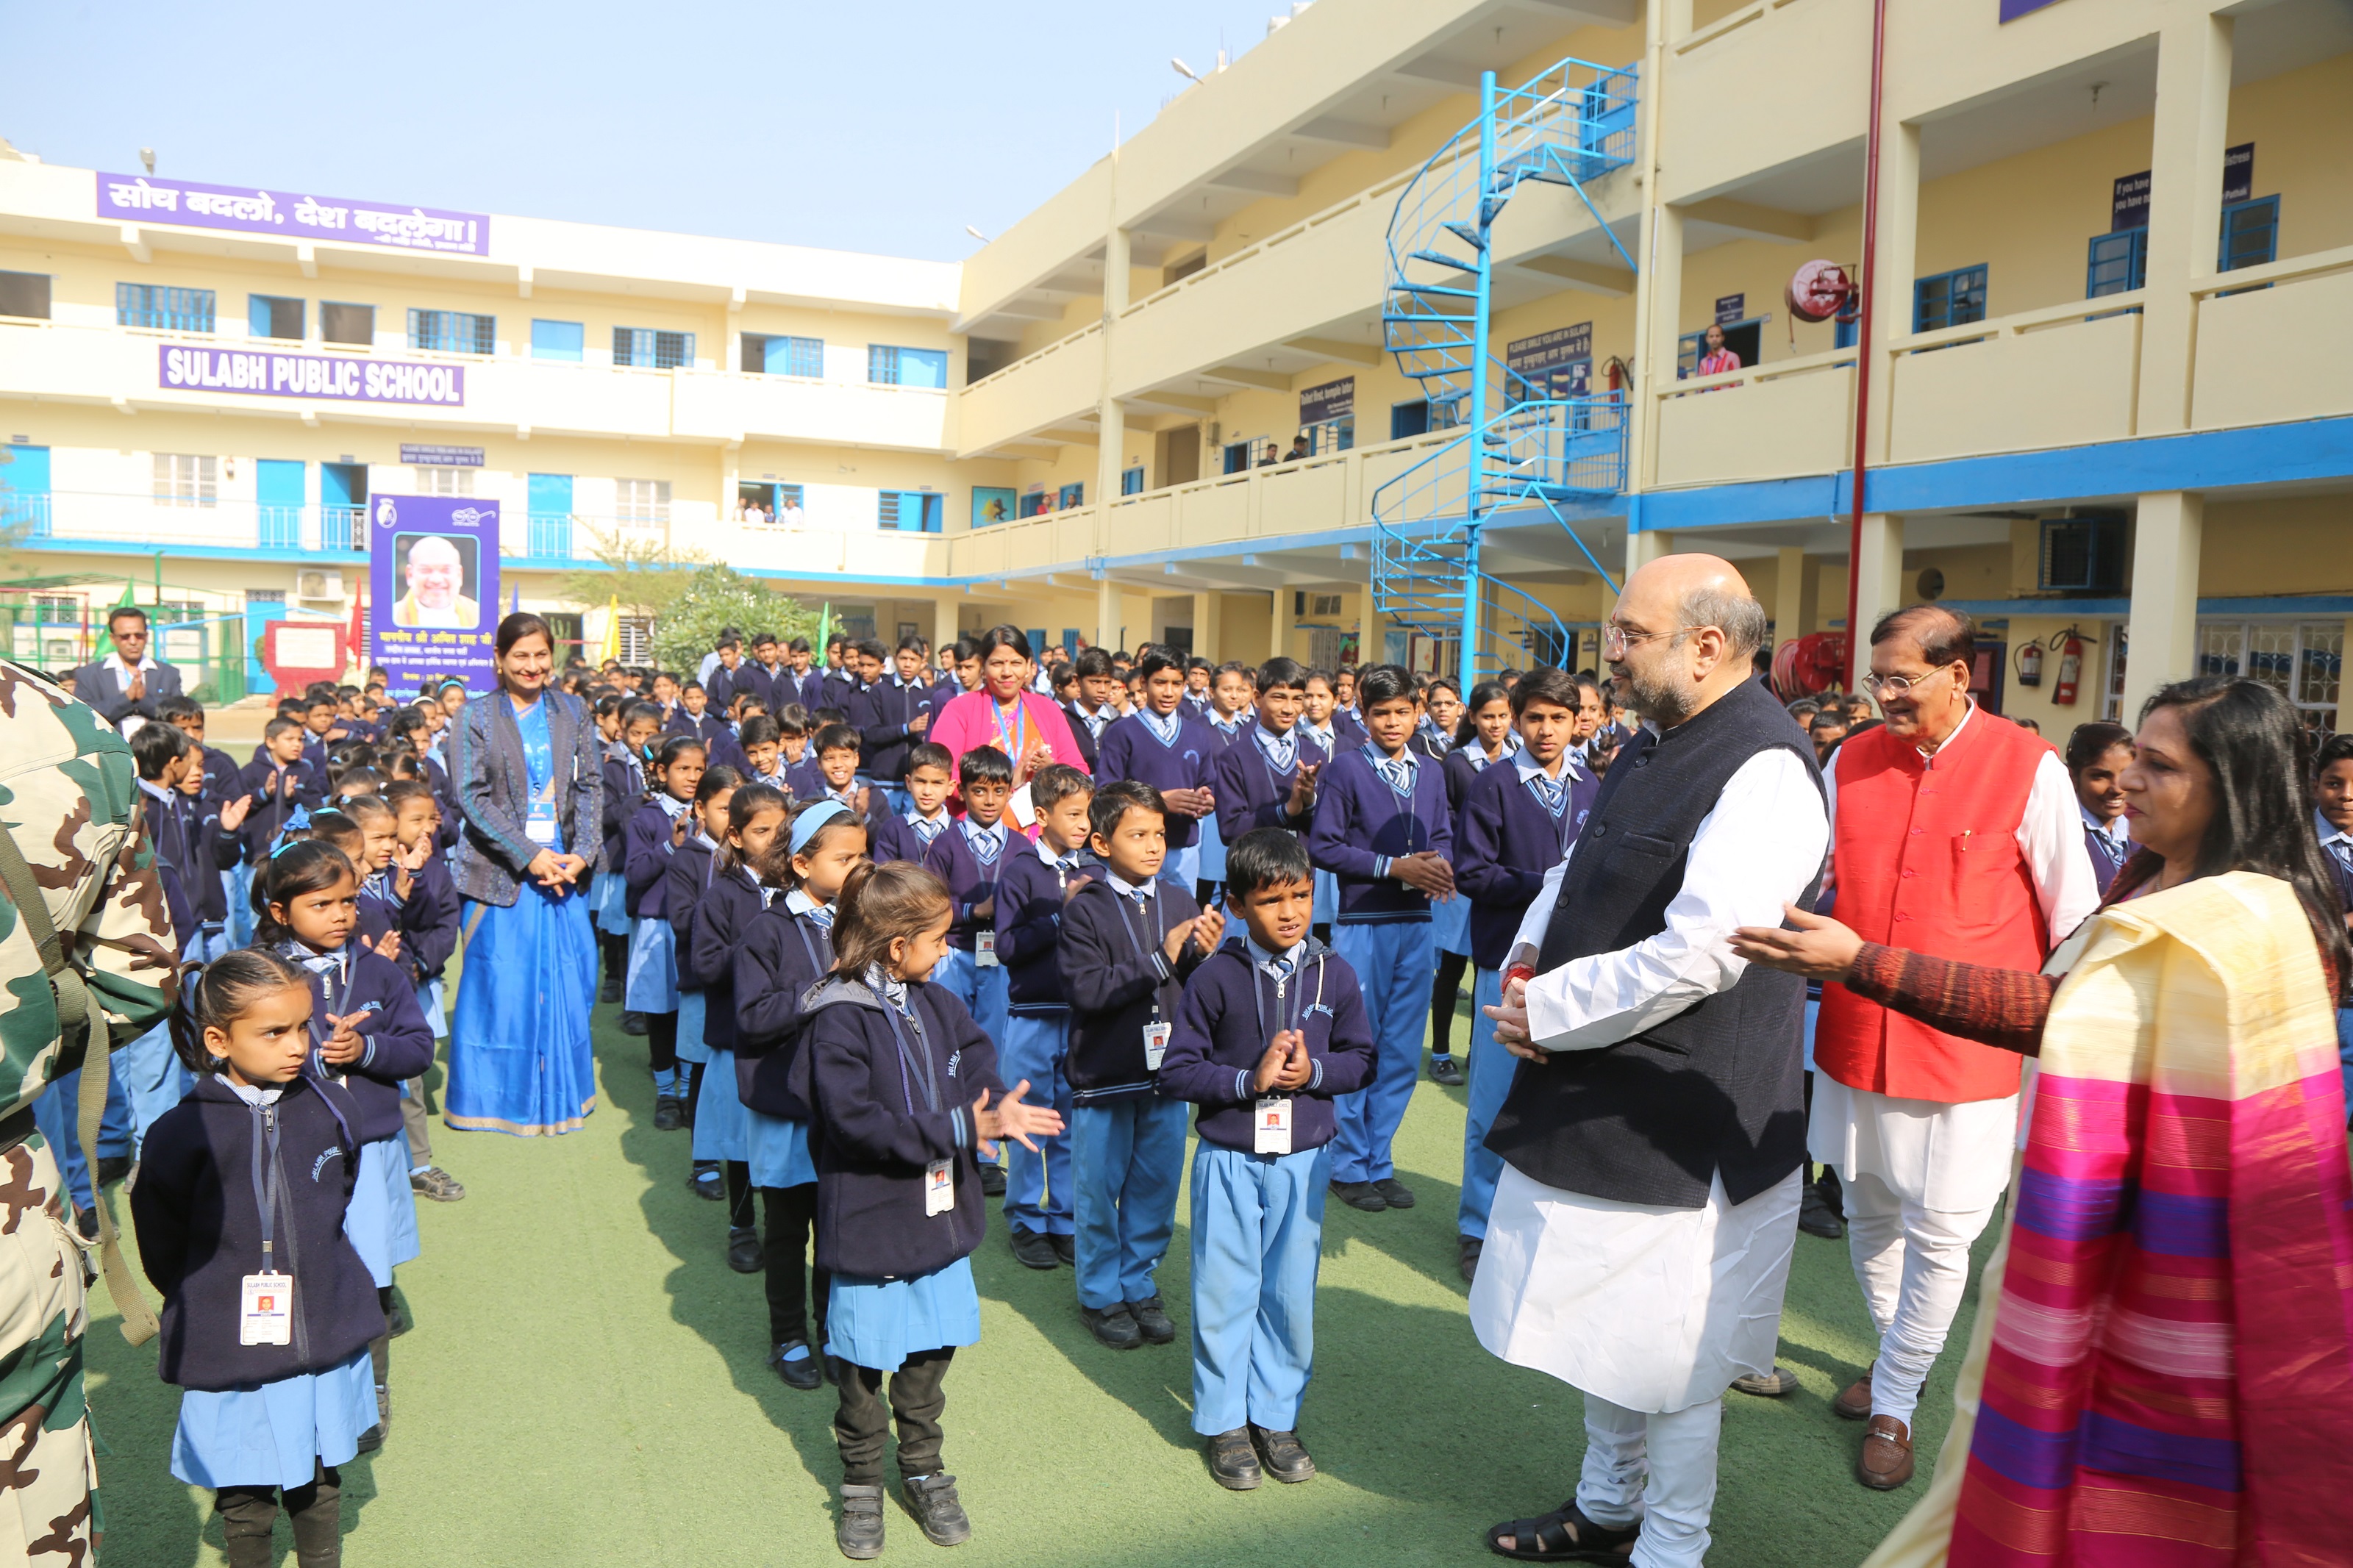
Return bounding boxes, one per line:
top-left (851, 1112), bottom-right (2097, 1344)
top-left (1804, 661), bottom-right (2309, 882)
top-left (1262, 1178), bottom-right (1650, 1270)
top-left (927, 625), bottom-right (1089, 815)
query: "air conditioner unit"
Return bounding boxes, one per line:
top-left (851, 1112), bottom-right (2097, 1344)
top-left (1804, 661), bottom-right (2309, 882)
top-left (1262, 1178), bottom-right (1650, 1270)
top-left (295, 570), bottom-right (344, 601)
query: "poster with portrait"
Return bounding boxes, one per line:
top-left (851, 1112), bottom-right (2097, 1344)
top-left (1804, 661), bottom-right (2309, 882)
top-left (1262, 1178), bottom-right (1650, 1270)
top-left (368, 493), bottom-right (501, 695)
top-left (971, 487), bottom-right (1015, 529)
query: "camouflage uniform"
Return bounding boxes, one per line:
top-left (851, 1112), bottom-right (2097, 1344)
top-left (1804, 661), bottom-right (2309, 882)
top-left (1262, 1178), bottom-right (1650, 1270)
top-left (0, 664), bottom-right (177, 1563)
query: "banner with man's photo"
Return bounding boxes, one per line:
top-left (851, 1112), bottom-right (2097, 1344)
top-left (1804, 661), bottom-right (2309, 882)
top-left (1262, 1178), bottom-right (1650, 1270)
top-left (368, 494), bottom-right (501, 695)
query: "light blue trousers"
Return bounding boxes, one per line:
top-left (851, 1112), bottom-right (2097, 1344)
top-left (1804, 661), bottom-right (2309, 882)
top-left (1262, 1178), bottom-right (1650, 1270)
top-left (999, 1013), bottom-right (1074, 1236)
top-left (932, 947), bottom-right (1010, 1164)
top-left (1458, 967), bottom-right (1517, 1240)
top-left (1329, 918), bottom-right (1435, 1184)
top-left (1189, 1141), bottom-right (1329, 1436)
top-left (1072, 1095), bottom-right (1188, 1309)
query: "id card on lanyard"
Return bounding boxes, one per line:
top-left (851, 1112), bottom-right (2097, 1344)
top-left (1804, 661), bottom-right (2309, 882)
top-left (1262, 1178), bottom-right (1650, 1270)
top-left (1114, 889), bottom-right (1173, 1069)
top-left (241, 1101), bottom-right (294, 1345)
top-left (526, 775), bottom-right (560, 846)
top-left (1252, 954), bottom-right (1307, 1155)
top-left (879, 989), bottom-right (954, 1220)
top-left (991, 700), bottom-right (1030, 763)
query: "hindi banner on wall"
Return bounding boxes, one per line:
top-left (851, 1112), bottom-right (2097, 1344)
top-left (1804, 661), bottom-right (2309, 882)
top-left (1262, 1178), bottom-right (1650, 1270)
top-left (99, 173), bottom-right (490, 255)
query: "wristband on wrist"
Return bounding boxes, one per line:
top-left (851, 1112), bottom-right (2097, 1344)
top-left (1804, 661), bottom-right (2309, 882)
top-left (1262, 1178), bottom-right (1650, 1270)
top-left (1504, 964), bottom-right (1536, 990)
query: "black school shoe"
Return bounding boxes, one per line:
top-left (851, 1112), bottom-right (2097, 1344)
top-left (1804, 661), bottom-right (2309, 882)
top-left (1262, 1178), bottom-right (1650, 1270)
top-left (621, 1010), bottom-right (647, 1036)
top-left (836, 1483), bottom-right (885, 1559)
top-left (726, 1227), bottom-right (765, 1273)
top-left (690, 1160), bottom-right (724, 1200)
top-left (1050, 1233), bottom-right (1075, 1266)
top-left (652, 1093), bottom-right (684, 1132)
top-left (903, 1473), bottom-right (971, 1547)
top-left (1329, 1179), bottom-right (1387, 1212)
top-left (1009, 1226), bottom-right (1059, 1270)
top-left (1206, 1427), bottom-right (1263, 1490)
top-left (1428, 1053), bottom-right (1465, 1087)
top-left (1080, 1303), bottom-right (1141, 1350)
top-left (1128, 1295), bottom-right (1176, 1345)
top-left (1373, 1178), bottom-right (1417, 1209)
top-left (771, 1340), bottom-right (824, 1391)
top-left (1252, 1425), bottom-right (1315, 1483)
top-left (979, 1162), bottom-right (1006, 1198)
top-left (599, 973), bottom-right (621, 1006)
top-left (1458, 1234), bottom-right (1482, 1284)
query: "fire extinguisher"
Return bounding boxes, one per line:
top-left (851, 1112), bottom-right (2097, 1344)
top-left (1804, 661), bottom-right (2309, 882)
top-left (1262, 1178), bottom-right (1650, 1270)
top-left (2053, 634), bottom-right (2083, 706)
top-left (2016, 642), bottom-right (2043, 687)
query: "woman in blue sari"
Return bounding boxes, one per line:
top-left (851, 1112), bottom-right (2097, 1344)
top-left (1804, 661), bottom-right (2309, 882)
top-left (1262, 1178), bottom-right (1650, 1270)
top-left (446, 614), bottom-right (604, 1136)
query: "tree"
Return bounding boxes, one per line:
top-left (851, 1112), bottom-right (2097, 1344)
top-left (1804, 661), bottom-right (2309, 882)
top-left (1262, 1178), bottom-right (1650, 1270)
top-left (557, 527), bottom-right (815, 673)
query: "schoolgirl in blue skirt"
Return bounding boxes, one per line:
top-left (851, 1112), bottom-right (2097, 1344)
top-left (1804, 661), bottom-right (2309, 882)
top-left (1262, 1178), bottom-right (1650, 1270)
top-left (665, 763), bottom-right (742, 1203)
top-left (596, 699), bottom-right (660, 1002)
top-left (250, 840), bottom-right (434, 1451)
top-left (732, 798), bottom-right (866, 1391)
top-left (783, 858), bottom-right (1063, 1558)
top-left (132, 948), bottom-right (385, 1568)
top-left (686, 781), bottom-right (790, 1274)
top-left (624, 734), bottom-right (707, 1129)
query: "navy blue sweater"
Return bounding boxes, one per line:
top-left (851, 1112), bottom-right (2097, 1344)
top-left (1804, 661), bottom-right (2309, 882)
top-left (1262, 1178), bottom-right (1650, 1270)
top-left (1058, 701), bottom-right (1109, 771)
top-left (396, 854), bottom-right (461, 983)
top-left (922, 819), bottom-right (1013, 953)
top-left (786, 977), bottom-right (1005, 1280)
top-left (1157, 939), bottom-right (1374, 1153)
top-left (1213, 727), bottom-right (1329, 845)
top-left (600, 747), bottom-right (646, 876)
top-left (235, 758), bottom-right (322, 864)
top-left (868, 810), bottom-right (949, 867)
top-left (732, 899), bottom-right (830, 1119)
top-left (665, 834), bottom-right (718, 991)
top-left (1307, 745), bottom-right (1454, 923)
top-left (281, 942), bottom-right (437, 1145)
top-left (624, 798), bottom-right (688, 920)
top-left (1454, 757), bottom-right (1601, 970)
top-left (993, 844), bottom-right (1101, 1013)
top-left (1096, 709), bottom-right (1218, 850)
top-left (687, 862), bottom-right (766, 1056)
top-left (849, 675), bottom-right (937, 784)
top-left (1059, 877), bottom-right (1208, 1103)
top-left (132, 1073), bottom-right (382, 1391)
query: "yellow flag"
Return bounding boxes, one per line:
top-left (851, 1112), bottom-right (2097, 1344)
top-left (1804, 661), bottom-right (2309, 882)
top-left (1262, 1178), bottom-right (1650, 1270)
top-left (598, 595), bottom-right (621, 663)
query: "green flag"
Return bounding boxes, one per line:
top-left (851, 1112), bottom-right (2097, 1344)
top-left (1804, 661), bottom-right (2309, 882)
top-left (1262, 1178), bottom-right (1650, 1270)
top-left (818, 602), bottom-right (832, 651)
top-left (92, 581), bottom-right (136, 659)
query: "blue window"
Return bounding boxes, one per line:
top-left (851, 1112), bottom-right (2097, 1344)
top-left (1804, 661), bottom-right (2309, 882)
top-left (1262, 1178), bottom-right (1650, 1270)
top-left (2218, 196), bottom-right (2279, 272)
top-left (0, 445), bottom-right (51, 537)
top-left (877, 490), bottom-right (943, 532)
top-left (118, 284), bottom-right (214, 332)
top-left (745, 334), bottom-right (824, 376)
top-left (532, 320), bottom-right (584, 361)
top-left (1913, 266), bottom-right (1988, 333)
top-left (614, 327), bottom-right (695, 369)
top-left (529, 473), bottom-right (574, 559)
top-left (1833, 315), bottom-right (1860, 350)
top-left (408, 309), bottom-right (494, 354)
top-left (249, 294), bottom-right (304, 340)
top-left (256, 459), bottom-right (304, 549)
top-left (1121, 465), bottom-right (1144, 496)
top-left (2085, 229), bottom-right (2146, 298)
top-left (868, 346), bottom-right (949, 388)
top-left (1057, 482), bottom-right (1085, 509)
top-left (1391, 400), bottom-right (1430, 440)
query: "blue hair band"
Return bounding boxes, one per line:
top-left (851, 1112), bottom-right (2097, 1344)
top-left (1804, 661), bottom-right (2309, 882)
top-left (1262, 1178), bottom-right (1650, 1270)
top-left (789, 798), bottom-right (853, 854)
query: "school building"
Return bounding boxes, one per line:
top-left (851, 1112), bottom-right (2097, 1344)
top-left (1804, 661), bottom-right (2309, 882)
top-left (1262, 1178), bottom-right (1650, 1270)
top-left (0, 0), bottom-right (2346, 729)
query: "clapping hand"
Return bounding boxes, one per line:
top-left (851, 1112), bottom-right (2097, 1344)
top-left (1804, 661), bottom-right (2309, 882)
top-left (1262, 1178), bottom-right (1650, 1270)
top-left (1394, 851), bottom-right (1456, 900)
top-left (973, 1078), bottom-right (1065, 1156)
top-left (320, 1011), bottom-right (366, 1067)
top-left (1250, 1029), bottom-right (1313, 1093)
top-left (221, 794), bottom-right (254, 834)
top-left (1191, 906), bottom-right (1227, 953)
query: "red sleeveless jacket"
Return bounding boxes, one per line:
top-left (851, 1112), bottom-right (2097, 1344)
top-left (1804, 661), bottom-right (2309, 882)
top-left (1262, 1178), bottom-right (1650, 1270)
top-left (1815, 713), bottom-right (2054, 1103)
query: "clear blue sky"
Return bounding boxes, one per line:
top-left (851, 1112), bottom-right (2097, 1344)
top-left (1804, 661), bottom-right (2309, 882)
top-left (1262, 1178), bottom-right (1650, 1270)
top-left (7, 0), bottom-right (1300, 262)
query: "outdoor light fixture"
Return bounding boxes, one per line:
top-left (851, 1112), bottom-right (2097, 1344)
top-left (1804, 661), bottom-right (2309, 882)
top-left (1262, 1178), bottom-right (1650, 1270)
top-left (139, 148), bottom-right (154, 174)
top-left (1171, 58), bottom-right (1202, 82)
top-left (965, 226), bottom-right (989, 242)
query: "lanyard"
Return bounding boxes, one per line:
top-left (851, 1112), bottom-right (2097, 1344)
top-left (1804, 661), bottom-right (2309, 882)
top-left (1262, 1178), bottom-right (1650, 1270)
top-left (791, 912), bottom-right (833, 978)
top-left (874, 984), bottom-right (940, 1116)
top-left (1250, 953), bottom-right (1310, 1046)
top-left (1112, 887), bottom-right (1171, 1010)
top-left (247, 1098), bottom-right (285, 1270)
top-left (990, 698), bottom-right (1029, 760)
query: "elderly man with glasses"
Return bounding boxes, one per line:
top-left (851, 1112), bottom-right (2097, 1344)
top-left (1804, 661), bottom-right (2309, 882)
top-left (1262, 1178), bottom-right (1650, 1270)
top-left (1795, 604), bottom-right (2095, 1491)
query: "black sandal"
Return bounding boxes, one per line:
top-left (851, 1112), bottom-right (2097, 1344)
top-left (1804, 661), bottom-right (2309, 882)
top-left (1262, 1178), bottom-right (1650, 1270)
top-left (1485, 1500), bottom-right (1640, 1562)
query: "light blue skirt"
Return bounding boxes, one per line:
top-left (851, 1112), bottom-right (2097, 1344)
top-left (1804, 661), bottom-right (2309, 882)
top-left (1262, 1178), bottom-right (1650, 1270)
top-left (624, 916), bottom-right (679, 1014)
top-left (593, 870), bottom-right (632, 937)
top-left (746, 1107), bottom-right (815, 1189)
top-left (1313, 867), bottom-right (1338, 926)
top-left (1196, 810), bottom-right (1227, 882)
top-left (826, 1256), bottom-right (982, 1373)
top-left (415, 976), bottom-right (448, 1042)
top-left (693, 1045), bottom-right (751, 1162)
top-left (343, 1134), bottom-right (421, 1289)
top-left (447, 887), bottom-right (599, 1136)
top-left (172, 1347), bottom-right (376, 1490)
top-left (674, 989), bottom-right (712, 1065)
top-left (1432, 889), bottom-right (1473, 957)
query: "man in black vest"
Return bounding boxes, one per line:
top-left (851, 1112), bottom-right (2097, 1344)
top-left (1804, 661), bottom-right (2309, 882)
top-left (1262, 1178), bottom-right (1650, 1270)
top-left (1471, 555), bottom-right (1829, 1568)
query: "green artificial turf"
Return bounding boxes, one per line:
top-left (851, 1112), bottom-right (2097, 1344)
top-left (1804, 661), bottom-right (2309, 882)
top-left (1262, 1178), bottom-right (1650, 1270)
top-left (83, 995), bottom-right (1991, 1567)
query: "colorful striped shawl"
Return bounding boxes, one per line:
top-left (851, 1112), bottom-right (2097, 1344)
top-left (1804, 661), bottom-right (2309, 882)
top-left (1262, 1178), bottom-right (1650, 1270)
top-left (1863, 871), bottom-right (2353, 1568)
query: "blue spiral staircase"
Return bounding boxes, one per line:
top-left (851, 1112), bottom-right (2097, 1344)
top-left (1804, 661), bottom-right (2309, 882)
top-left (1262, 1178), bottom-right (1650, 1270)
top-left (1372, 56), bottom-right (1639, 677)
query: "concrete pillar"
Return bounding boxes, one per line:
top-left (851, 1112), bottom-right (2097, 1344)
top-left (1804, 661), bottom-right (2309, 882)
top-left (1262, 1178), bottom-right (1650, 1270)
top-left (1093, 226), bottom-right (1132, 551)
top-left (1627, 528), bottom-right (1674, 576)
top-left (1851, 514), bottom-right (1905, 685)
top-left (2121, 492), bottom-right (2202, 721)
top-left (932, 598), bottom-right (960, 658)
top-left (1630, 204), bottom-right (1685, 488)
top-left (2137, 12), bottom-right (2234, 436)
top-left (1093, 576), bottom-right (1121, 653)
top-left (1271, 581), bottom-right (1296, 665)
top-left (1191, 590), bottom-right (1224, 664)
top-left (1773, 545), bottom-right (1806, 651)
top-left (1865, 121), bottom-right (1920, 466)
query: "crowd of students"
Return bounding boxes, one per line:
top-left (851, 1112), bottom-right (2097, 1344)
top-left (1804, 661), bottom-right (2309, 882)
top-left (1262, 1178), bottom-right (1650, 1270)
top-left (72, 609), bottom-right (2352, 1568)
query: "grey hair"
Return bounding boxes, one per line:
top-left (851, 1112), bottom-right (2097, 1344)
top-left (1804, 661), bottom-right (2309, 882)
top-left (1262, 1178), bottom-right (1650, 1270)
top-left (1676, 584), bottom-right (1770, 660)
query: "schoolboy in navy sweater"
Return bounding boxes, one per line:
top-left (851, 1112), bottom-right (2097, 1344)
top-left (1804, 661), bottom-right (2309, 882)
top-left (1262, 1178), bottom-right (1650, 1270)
top-left (1094, 648), bottom-right (1220, 889)
top-left (1213, 657), bottom-right (1329, 846)
top-left (921, 744), bottom-right (1015, 1053)
top-left (868, 742), bottom-right (954, 866)
top-left (989, 764), bottom-right (1094, 1270)
top-left (1157, 828), bottom-right (1372, 1488)
top-left (1448, 667), bottom-right (1600, 1270)
top-left (1057, 779), bottom-right (1221, 1350)
top-left (238, 719), bottom-right (322, 864)
top-left (850, 639), bottom-right (939, 807)
top-left (1307, 664), bottom-right (1454, 1212)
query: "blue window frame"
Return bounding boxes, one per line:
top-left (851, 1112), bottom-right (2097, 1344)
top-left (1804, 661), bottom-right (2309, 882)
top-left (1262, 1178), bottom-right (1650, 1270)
top-left (256, 459), bottom-right (304, 549)
top-left (1390, 400), bottom-right (1430, 440)
top-left (1121, 465), bottom-right (1144, 496)
top-left (0, 445), bottom-right (51, 537)
top-left (1913, 266), bottom-right (1988, 333)
top-left (249, 294), bottom-right (304, 340)
top-left (118, 284), bottom-right (214, 332)
top-left (877, 490), bottom-right (942, 532)
top-left (2085, 229), bottom-right (2146, 298)
top-left (532, 320), bottom-right (584, 361)
top-left (614, 327), bottom-right (695, 369)
top-left (868, 345), bottom-right (949, 388)
top-left (1057, 482), bottom-right (1085, 509)
top-left (408, 309), bottom-right (494, 354)
top-left (2218, 196), bottom-right (2279, 272)
top-left (528, 473), bottom-right (574, 559)
top-left (746, 334), bottom-right (824, 376)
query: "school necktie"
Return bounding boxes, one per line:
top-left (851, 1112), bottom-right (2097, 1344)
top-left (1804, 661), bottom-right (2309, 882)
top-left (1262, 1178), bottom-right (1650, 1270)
top-left (910, 815), bottom-right (946, 850)
top-left (1372, 752), bottom-right (1415, 798)
top-left (806, 903), bottom-right (836, 931)
top-left (1259, 952), bottom-right (1296, 987)
top-left (1140, 708), bottom-right (1181, 747)
top-left (2088, 826), bottom-right (2128, 874)
top-left (1525, 769), bottom-right (1567, 819)
top-left (2326, 837), bottom-right (2353, 878)
top-left (965, 823), bottom-right (1004, 867)
top-left (1254, 729), bottom-right (1297, 774)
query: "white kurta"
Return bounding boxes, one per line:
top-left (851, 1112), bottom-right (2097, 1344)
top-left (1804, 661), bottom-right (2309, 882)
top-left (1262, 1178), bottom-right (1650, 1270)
top-left (1809, 702), bottom-right (2098, 1211)
top-left (1471, 745), bottom-right (1829, 1414)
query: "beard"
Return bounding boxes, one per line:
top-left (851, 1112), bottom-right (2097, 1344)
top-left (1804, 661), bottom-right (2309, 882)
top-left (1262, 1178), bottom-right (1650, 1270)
top-left (1615, 660), bottom-right (1696, 726)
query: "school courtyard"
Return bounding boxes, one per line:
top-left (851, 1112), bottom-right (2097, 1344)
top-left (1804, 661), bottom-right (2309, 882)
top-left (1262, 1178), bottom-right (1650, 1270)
top-left (87, 990), bottom-right (1986, 1568)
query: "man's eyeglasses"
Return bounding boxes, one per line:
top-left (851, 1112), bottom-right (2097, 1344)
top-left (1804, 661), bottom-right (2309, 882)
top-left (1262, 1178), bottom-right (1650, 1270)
top-left (1861, 665), bottom-right (1955, 698)
top-left (1602, 623), bottom-right (1690, 659)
